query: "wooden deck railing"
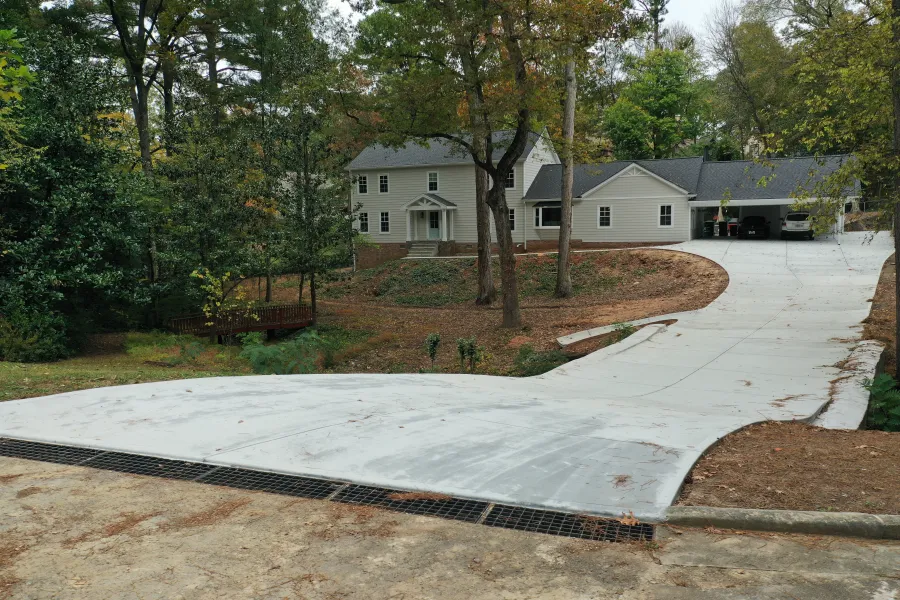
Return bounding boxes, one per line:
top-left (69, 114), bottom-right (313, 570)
top-left (169, 303), bottom-right (314, 336)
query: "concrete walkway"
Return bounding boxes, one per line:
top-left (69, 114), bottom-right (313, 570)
top-left (0, 233), bottom-right (891, 522)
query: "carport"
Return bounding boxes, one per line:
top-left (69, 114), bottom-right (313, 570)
top-left (687, 156), bottom-right (858, 239)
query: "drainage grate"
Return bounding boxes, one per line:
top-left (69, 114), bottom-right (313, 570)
top-left (0, 438), bottom-right (104, 465)
top-left (198, 467), bottom-right (343, 499)
top-left (333, 484), bottom-right (489, 523)
top-left (80, 451), bottom-right (216, 481)
top-left (0, 438), bottom-right (654, 543)
top-left (484, 504), bottom-right (654, 542)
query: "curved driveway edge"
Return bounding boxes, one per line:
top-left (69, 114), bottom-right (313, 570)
top-left (0, 234), bottom-right (893, 522)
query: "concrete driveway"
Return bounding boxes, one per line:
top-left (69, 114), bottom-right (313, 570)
top-left (0, 233), bottom-right (891, 521)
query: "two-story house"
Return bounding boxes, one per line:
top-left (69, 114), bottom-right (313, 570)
top-left (349, 132), bottom-right (857, 268)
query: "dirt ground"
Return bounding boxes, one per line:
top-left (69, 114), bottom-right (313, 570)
top-left (309, 250), bottom-right (727, 374)
top-left (863, 254), bottom-right (896, 375)
top-left (2, 457), bottom-right (898, 600)
top-left (678, 422), bottom-right (900, 515)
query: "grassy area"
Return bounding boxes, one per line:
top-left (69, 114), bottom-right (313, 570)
top-left (0, 326), bottom-right (375, 402)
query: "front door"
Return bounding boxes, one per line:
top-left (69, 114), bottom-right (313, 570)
top-left (428, 211), bottom-right (441, 240)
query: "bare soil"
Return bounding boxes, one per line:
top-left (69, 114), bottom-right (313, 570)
top-left (677, 422), bottom-right (900, 514)
top-left (863, 254), bottom-right (896, 375)
top-left (306, 250), bottom-right (726, 375)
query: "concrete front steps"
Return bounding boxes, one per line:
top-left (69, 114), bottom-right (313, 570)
top-left (406, 241), bottom-right (439, 258)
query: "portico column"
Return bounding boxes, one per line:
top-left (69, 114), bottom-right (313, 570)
top-left (406, 211), bottom-right (412, 242)
top-left (441, 209), bottom-right (448, 242)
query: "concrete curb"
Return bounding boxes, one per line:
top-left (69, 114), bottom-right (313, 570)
top-left (813, 340), bottom-right (885, 429)
top-left (666, 506), bottom-right (900, 540)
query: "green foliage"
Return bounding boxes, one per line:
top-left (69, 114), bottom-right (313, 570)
top-left (604, 49), bottom-right (707, 159)
top-left (456, 337), bottom-right (483, 373)
top-left (613, 322), bottom-right (637, 341)
top-left (513, 344), bottom-right (569, 377)
top-left (863, 374), bottom-right (900, 432)
top-left (424, 333), bottom-right (441, 368)
top-left (239, 331), bottom-right (324, 375)
top-left (0, 305), bottom-right (69, 362)
top-left (0, 28), bottom-right (33, 171)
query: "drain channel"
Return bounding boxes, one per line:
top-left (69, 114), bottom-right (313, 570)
top-left (0, 437), bottom-right (653, 543)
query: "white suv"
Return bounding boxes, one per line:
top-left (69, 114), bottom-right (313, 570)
top-left (780, 212), bottom-right (814, 240)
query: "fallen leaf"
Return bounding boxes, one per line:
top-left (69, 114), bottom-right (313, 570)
top-left (617, 511), bottom-right (640, 526)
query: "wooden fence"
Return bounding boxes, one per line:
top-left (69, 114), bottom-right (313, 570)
top-left (169, 303), bottom-right (314, 336)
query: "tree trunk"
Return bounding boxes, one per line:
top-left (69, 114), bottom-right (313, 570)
top-left (892, 0), bottom-right (900, 376)
top-left (310, 272), bottom-right (318, 325)
top-left (204, 26), bottom-right (220, 125)
top-left (475, 163), bottom-right (496, 304)
top-left (488, 187), bottom-right (521, 328)
top-left (298, 272), bottom-right (305, 305)
top-left (162, 53), bottom-right (176, 156)
top-left (132, 77), bottom-right (153, 176)
top-left (556, 58), bottom-right (577, 299)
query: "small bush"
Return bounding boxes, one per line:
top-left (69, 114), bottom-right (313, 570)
top-left (239, 331), bottom-right (323, 375)
top-left (0, 309), bottom-right (71, 362)
top-left (863, 373), bottom-right (900, 432)
top-left (513, 344), bottom-right (569, 377)
top-left (456, 337), bottom-right (483, 373)
top-left (613, 322), bottom-right (637, 342)
top-left (424, 333), bottom-right (441, 368)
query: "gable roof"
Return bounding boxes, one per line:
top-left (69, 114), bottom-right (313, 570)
top-left (349, 131), bottom-right (544, 170)
top-left (524, 155), bottom-right (857, 201)
top-left (525, 157), bottom-right (703, 200)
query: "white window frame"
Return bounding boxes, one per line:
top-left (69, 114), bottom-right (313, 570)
top-left (597, 205), bottom-right (612, 228)
top-left (379, 174), bottom-right (389, 194)
top-left (658, 204), bottom-right (674, 228)
top-left (533, 204), bottom-right (561, 229)
top-left (505, 170), bottom-right (515, 189)
top-left (357, 175), bottom-right (368, 195)
top-left (358, 212), bottom-right (369, 233)
top-left (380, 211), bottom-right (390, 234)
top-left (508, 208), bottom-right (516, 232)
top-left (427, 171), bottom-right (439, 192)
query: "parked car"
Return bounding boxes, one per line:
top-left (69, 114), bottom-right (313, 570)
top-left (780, 212), bottom-right (814, 240)
top-left (738, 215), bottom-right (770, 239)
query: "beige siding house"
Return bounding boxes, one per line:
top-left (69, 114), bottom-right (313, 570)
top-left (349, 137), bottom-right (856, 267)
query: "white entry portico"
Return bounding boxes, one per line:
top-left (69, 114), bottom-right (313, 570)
top-left (403, 194), bottom-right (456, 242)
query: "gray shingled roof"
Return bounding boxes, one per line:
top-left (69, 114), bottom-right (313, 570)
top-left (694, 155), bottom-right (858, 201)
top-left (349, 131), bottom-right (543, 170)
top-left (525, 157), bottom-right (703, 200)
top-left (525, 155), bottom-right (857, 201)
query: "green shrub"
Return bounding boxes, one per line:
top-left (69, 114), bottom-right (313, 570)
top-left (613, 322), bottom-right (637, 342)
top-left (513, 344), bottom-right (569, 377)
top-left (239, 331), bottom-right (323, 375)
top-left (424, 333), bottom-right (441, 368)
top-left (456, 337), bottom-right (483, 373)
top-left (863, 373), bottom-right (900, 432)
top-left (0, 309), bottom-right (71, 362)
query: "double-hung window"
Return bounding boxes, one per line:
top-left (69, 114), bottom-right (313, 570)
top-left (505, 170), bottom-right (515, 189)
top-left (533, 202), bottom-right (562, 228)
top-left (357, 175), bottom-right (368, 194)
top-left (358, 212), bottom-right (369, 233)
top-left (508, 209), bottom-right (516, 232)
top-left (598, 206), bottom-right (611, 228)
top-left (659, 204), bottom-right (673, 227)
top-left (428, 172), bottom-right (439, 192)
top-left (380, 212), bottom-right (390, 233)
top-left (379, 174), bottom-right (389, 193)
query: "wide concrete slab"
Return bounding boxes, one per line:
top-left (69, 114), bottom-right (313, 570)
top-left (0, 233), bottom-right (891, 521)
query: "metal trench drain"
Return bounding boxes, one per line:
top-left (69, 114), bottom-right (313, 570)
top-left (0, 438), bottom-right (654, 543)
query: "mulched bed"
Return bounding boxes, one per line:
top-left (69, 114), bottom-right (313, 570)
top-left (677, 421), bottom-right (900, 515)
top-left (863, 254), bottom-right (896, 375)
